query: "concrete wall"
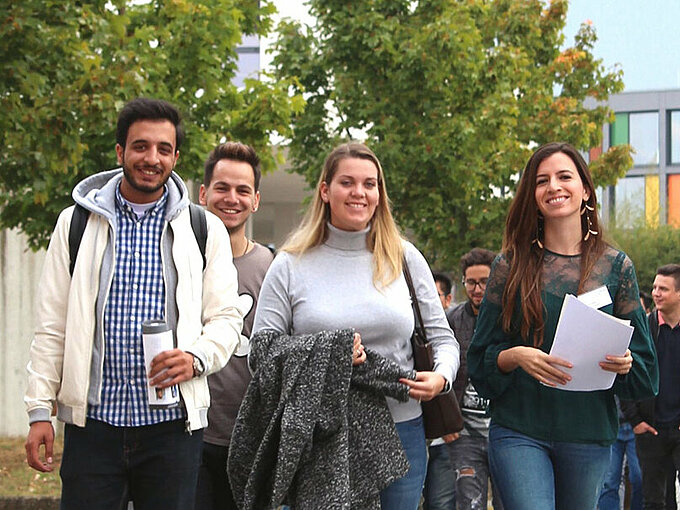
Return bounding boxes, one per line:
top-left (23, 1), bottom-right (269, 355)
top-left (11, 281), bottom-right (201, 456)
top-left (0, 229), bottom-right (45, 436)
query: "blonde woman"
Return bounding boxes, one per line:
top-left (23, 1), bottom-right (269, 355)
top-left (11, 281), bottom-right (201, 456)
top-left (253, 142), bottom-right (459, 508)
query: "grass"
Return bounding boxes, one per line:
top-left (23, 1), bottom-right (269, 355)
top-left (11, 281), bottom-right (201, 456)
top-left (0, 436), bottom-right (62, 498)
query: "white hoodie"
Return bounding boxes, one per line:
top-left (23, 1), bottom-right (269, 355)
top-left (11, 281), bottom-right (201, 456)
top-left (25, 168), bottom-right (243, 431)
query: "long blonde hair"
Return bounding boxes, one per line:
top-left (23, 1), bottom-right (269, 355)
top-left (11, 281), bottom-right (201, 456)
top-left (282, 142), bottom-right (404, 287)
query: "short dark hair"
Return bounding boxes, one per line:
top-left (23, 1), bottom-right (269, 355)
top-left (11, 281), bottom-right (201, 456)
top-left (460, 248), bottom-right (496, 276)
top-left (433, 273), bottom-right (452, 296)
top-left (656, 264), bottom-right (680, 291)
top-left (116, 98), bottom-right (184, 149)
top-left (203, 141), bottom-right (261, 191)
top-left (639, 291), bottom-right (653, 312)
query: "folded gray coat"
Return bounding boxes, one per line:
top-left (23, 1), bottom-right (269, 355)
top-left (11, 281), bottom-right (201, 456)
top-left (227, 328), bottom-right (416, 510)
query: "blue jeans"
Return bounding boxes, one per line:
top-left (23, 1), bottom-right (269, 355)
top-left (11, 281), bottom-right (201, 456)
top-left (423, 443), bottom-right (456, 510)
top-left (448, 434), bottom-right (503, 510)
top-left (598, 422), bottom-right (642, 510)
top-left (60, 419), bottom-right (203, 510)
top-left (488, 423), bottom-right (611, 510)
top-left (380, 415), bottom-right (428, 510)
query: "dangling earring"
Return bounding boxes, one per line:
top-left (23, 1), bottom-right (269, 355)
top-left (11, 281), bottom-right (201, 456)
top-left (581, 200), bottom-right (598, 241)
top-left (532, 212), bottom-right (544, 249)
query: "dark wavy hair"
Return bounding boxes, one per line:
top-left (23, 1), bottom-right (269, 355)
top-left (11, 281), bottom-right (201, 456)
top-left (116, 97), bottom-right (184, 149)
top-left (460, 248), bottom-right (496, 276)
top-left (501, 142), bottom-right (605, 347)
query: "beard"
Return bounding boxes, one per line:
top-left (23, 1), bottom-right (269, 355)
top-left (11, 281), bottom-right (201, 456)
top-left (122, 162), bottom-right (172, 197)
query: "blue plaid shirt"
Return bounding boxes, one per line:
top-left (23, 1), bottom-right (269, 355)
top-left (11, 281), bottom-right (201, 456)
top-left (87, 186), bottom-right (184, 426)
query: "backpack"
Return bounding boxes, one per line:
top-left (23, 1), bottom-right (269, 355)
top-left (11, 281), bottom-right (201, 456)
top-left (68, 202), bottom-right (207, 276)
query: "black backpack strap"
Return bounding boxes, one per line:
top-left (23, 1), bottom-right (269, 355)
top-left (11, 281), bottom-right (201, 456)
top-left (68, 204), bottom-right (90, 276)
top-left (189, 203), bottom-right (207, 270)
top-left (70, 203), bottom-right (207, 275)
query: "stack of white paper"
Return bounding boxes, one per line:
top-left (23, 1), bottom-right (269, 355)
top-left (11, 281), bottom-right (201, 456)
top-left (548, 293), bottom-right (633, 391)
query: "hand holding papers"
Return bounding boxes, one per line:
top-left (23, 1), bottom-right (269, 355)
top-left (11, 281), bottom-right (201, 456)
top-left (547, 289), bottom-right (633, 391)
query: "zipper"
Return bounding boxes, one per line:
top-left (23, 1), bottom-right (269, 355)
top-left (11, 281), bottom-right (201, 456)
top-left (95, 220), bottom-right (117, 403)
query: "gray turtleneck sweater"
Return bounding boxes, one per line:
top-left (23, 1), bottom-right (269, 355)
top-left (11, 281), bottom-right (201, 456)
top-left (253, 224), bottom-right (460, 423)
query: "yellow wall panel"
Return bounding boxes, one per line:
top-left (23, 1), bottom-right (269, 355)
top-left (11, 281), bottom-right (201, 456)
top-left (645, 175), bottom-right (659, 227)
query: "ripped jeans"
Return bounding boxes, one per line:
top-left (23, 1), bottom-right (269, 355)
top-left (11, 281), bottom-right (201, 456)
top-left (447, 434), bottom-right (503, 510)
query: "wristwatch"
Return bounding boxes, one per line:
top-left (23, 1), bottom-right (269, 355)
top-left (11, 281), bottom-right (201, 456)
top-left (191, 354), bottom-right (205, 378)
top-left (442, 378), bottom-right (452, 393)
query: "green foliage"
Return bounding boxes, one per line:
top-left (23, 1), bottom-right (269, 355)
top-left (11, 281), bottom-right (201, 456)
top-left (272, 0), bottom-right (630, 268)
top-left (0, 0), bottom-right (303, 249)
top-left (609, 224), bottom-right (680, 294)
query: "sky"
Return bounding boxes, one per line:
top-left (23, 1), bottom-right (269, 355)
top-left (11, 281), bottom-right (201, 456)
top-left (266, 0), bottom-right (680, 93)
top-left (562, 0), bottom-right (680, 91)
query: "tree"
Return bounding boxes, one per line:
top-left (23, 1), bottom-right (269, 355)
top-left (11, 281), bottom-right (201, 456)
top-left (610, 224), bottom-right (680, 294)
top-left (272, 0), bottom-right (632, 269)
top-left (0, 0), bottom-right (303, 249)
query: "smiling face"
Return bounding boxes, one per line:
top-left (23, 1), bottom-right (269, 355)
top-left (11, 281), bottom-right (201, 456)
top-left (116, 119), bottom-right (179, 203)
top-left (199, 158), bottom-right (259, 234)
top-left (464, 264), bottom-right (491, 310)
top-left (534, 151), bottom-right (589, 223)
top-left (652, 274), bottom-right (680, 316)
top-left (319, 157), bottom-right (380, 232)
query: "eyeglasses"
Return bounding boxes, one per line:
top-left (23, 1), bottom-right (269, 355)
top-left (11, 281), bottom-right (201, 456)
top-left (463, 278), bottom-right (488, 290)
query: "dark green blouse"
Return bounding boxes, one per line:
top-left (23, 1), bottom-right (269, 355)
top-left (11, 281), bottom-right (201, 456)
top-left (467, 246), bottom-right (658, 445)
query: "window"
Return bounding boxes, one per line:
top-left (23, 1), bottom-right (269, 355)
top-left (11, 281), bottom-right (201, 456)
top-left (613, 176), bottom-right (645, 228)
top-left (234, 52), bottom-right (260, 87)
top-left (610, 112), bottom-right (659, 167)
top-left (610, 113), bottom-right (629, 146)
top-left (234, 35), bottom-right (260, 88)
top-left (630, 112), bottom-right (659, 166)
top-left (671, 111), bottom-right (680, 165)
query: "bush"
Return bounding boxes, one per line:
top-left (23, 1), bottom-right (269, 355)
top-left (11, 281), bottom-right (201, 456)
top-left (608, 224), bottom-right (680, 294)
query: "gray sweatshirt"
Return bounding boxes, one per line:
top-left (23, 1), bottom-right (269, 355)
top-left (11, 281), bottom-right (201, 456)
top-left (253, 223), bottom-right (460, 423)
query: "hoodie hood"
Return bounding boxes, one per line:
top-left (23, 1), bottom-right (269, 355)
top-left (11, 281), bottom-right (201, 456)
top-left (72, 167), bottom-right (190, 222)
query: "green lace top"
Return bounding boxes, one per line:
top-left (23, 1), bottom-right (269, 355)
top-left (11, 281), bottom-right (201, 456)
top-left (467, 246), bottom-right (658, 444)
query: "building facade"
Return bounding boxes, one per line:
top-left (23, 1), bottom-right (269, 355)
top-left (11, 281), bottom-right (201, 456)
top-left (590, 89), bottom-right (680, 228)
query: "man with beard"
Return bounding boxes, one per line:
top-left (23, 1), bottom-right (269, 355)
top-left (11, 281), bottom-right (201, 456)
top-left (24, 97), bottom-right (243, 509)
top-left (446, 248), bottom-right (503, 510)
top-left (195, 142), bottom-right (274, 510)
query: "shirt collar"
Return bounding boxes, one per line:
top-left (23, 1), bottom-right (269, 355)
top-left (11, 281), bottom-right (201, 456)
top-left (115, 184), bottom-right (168, 219)
top-left (657, 310), bottom-right (680, 328)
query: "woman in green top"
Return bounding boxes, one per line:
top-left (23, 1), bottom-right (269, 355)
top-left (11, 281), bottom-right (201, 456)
top-left (467, 142), bottom-right (658, 510)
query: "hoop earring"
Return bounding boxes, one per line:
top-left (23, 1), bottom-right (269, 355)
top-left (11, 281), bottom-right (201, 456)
top-left (532, 212), bottom-right (544, 249)
top-left (581, 200), bottom-right (598, 241)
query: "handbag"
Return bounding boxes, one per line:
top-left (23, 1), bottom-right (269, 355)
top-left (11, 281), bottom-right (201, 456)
top-left (403, 259), bottom-right (464, 439)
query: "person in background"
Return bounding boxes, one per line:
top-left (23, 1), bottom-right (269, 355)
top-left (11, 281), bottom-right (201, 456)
top-left (598, 395), bottom-right (643, 510)
top-left (422, 272), bottom-right (458, 510)
top-left (195, 142), bottom-right (274, 510)
top-left (253, 141), bottom-right (460, 510)
top-left (468, 142), bottom-right (658, 509)
top-left (447, 248), bottom-right (503, 510)
top-left (434, 273), bottom-right (454, 312)
top-left (623, 264), bottom-right (680, 510)
top-left (640, 291), bottom-right (653, 314)
top-left (24, 98), bottom-right (243, 509)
